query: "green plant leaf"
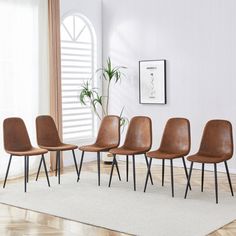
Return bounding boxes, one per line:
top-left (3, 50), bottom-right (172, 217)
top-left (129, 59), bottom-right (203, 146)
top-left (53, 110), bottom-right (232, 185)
top-left (79, 57), bottom-right (127, 121)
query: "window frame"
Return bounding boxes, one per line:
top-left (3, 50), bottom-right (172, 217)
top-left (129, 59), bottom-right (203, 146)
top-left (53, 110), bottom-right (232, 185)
top-left (60, 12), bottom-right (97, 142)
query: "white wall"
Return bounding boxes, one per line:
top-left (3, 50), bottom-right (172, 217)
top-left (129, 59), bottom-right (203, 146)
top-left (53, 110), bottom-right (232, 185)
top-left (102, 0), bottom-right (236, 172)
top-left (61, 0), bottom-right (103, 165)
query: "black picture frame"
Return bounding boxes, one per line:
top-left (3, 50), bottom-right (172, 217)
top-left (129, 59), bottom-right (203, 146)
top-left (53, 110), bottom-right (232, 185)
top-left (139, 59), bottom-right (166, 104)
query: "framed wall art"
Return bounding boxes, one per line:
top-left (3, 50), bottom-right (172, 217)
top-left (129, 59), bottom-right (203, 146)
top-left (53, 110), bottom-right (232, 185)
top-left (139, 59), bottom-right (166, 104)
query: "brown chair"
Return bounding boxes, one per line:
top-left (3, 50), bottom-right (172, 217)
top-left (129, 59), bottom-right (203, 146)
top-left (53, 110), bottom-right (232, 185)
top-left (184, 120), bottom-right (234, 204)
top-left (35, 115), bottom-right (79, 184)
top-left (78, 115), bottom-right (120, 186)
top-left (3, 117), bottom-right (50, 192)
top-left (145, 118), bottom-right (191, 197)
top-left (109, 116), bottom-right (153, 191)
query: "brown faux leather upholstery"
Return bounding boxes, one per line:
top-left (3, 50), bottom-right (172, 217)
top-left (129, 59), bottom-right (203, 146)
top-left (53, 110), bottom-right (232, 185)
top-left (36, 115), bottom-right (79, 185)
top-left (3, 117), bottom-right (47, 156)
top-left (184, 120), bottom-right (234, 204)
top-left (147, 118), bottom-right (190, 159)
top-left (36, 115), bottom-right (77, 151)
top-left (79, 115), bottom-right (120, 152)
top-left (110, 116), bottom-right (152, 155)
top-left (187, 120), bottom-right (233, 163)
top-left (144, 118), bottom-right (191, 197)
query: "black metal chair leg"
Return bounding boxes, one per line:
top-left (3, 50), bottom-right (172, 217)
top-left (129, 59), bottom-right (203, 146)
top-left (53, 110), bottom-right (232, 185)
top-left (170, 159), bottom-right (174, 197)
top-left (108, 155), bottom-right (116, 187)
top-left (144, 154), bottom-right (153, 185)
top-left (36, 156), bottom-right (43, 181)
top-left (27, 156), bottom-right (29, 183)
top-left (182, 157), bottom-right (191, 190)
top-left (162, 159), bottom-right (165, 186)
top-left (77, 151), bottom-right (84, 182)
top-left (42, 154), bottom-right (50, 187)
top-left (24, 156), bottom-right (27, 192)
top-left (58, 151), bottom-right (61, 184)
top-left (144, 158), bottom-right (152, 192)
top-left (126, 155), bottom-right (129, 182)
top-left (55, 151), bottom-right (58, 177)
top-left (214, 163), bottom-right (218, 204)
top-left (41, 154), bottom-right (50, 187)
top-left (185, 162), bottom-right (193, 199)
top-left (72, 149), bottom-right (79, 179)
top-left (114, 157), bottom-right (121, 181)
top-left (133, 155), bottom-right (136, 191)
top-left (3, 155), bottom-right (12, 188)
top-left (201, 163), bottom-right (204, 192)
top-left (224, 161), bottom-right (234, 196)
top-left (97, 152), bottom-right (100, 186)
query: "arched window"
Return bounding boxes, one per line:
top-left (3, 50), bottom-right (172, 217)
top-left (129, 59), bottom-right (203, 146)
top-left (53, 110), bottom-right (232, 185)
top-left (60, 13), bottom-right (97, 141)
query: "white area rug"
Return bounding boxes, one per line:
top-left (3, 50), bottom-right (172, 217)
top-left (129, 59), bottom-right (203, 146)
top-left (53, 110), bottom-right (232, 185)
top-left (0, 170), bottom-right (235, 236)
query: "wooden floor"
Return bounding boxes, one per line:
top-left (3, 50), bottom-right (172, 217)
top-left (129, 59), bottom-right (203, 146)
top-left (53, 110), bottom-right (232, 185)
top-left (0, 160), bottom-right (235, 236)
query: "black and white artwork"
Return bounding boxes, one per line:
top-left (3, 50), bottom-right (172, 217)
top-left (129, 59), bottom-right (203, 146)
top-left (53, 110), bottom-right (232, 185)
top-left (139, 60), bottom-right (166, 104)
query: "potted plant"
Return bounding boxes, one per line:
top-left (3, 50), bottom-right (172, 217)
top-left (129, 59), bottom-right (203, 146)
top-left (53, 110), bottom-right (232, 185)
top-left (79, 57), bottom-right (128, 162)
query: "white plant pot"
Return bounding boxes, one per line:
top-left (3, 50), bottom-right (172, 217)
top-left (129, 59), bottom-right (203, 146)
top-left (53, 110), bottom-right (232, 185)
top-left (102, 152), bottom-right (113, 164)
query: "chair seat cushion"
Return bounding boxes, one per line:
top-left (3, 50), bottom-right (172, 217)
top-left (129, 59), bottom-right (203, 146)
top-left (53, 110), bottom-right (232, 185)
top-left (187, 154), bottom-right (230, 163)
top-left (147, 150), bottom-right (185, 159)
top-left (79, 144), bottom-right (116, 152)
top-left (6, 147), bottom-right (48, 156)
top-left (109, 147), bottom-right (147, 155)
top-left (39, 143), bottom-right (78, 151)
